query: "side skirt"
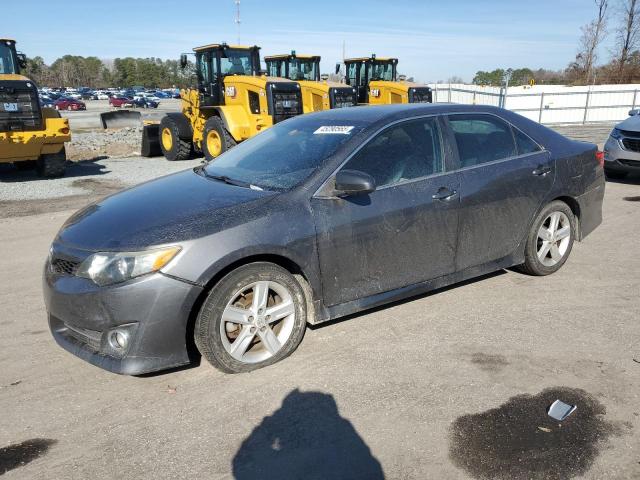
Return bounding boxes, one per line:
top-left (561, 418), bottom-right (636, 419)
top-left (310, 253), bottom-right (520, 325)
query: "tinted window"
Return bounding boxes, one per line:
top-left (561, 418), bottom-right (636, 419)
top-left (343, 117), bottom-right (443, 188)
top-left (449, 114), bottom-right (517, 168)
top-left (514, 128), bottom-right (542, 155)
top-left (203, 116), bottom-right (366, 191)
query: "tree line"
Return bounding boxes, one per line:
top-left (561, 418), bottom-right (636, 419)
top-left (24, 55), bottom-right (195, 89)
top-left (472, 0), bottom-right (640, 86)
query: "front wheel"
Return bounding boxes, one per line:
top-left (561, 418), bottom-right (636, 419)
top-left (159, 115), bottom-right (192, 161)
top-left (518, 200), bottom-right (576, 276)
top-left (202, 116), bottom-right (236, 161)
top-left (195, 263), bottom-right (307, 373)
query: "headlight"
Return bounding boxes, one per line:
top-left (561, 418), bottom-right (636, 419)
top-left (76, 246), bottom-right (181, 286)
top-left (610, 128), bottom-right (623, 140)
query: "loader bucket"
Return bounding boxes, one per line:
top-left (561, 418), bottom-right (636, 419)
top-left (100, 110), bottom-right (142, 129)
top-left (141, 124), bottom-right (162, 157)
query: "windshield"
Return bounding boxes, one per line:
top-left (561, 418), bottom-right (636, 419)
top-left (370, 62), bottom-right (395, 81)
top-left (220, 49), bottom-right (255, 76)
top-left (0, 42), bottom-right (17, 75)
top-left (288, 59), bottom-right (318, 81)
top-left (203, 116), bottom-right (365, 191)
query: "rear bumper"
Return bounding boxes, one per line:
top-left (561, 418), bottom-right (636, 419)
top-left (576, 174), bottom-right (605, 241)
top-left (44, 254), bottom-right (203, 375)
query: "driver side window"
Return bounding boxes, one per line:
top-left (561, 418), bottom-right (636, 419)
top-left (342, 117), bottom-right (443, 189)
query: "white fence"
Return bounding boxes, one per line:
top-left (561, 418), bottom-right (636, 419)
top-left (429, 83), bottom-right (640, 124)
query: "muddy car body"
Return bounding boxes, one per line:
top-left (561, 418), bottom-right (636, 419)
top-left (44, 104), bottom-right (605, 375)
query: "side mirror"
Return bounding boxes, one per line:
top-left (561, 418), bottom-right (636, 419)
top-left (180, 54), bottom-right (188, 69)
top-left (335, 169), bottom-right (376, 196)
top-left (629, 109), bottom-right (639, 116)
top-left (17, 53), bottom-right (27, 70)
top-left (335, 63), bottom-right (341, 75)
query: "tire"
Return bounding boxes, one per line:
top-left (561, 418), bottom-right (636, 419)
top-left (14, 160), bottom-right (37, 171)
top-left (195, 262), bottom-right (307, 374)
top-left (159, 115), bottom-right (192, 161)
top-left (604, 169), bottom-right (628, 180)
top-left (202, 116), bottom-right (236, 161)
top-left (518, 200), bottom-right (576, 276)
top-left (36, 147), bottom-right (67, 178)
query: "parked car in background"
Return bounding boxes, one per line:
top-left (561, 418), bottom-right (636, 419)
top-left (109, 96), bottom-right (135, 108)
top-left (39, 96), bottom-right (56, 108)
top-left (54, 97), bottom-right (86, 111)
top-left (44, 104), bottom-right (605, 375)
top-left (94, 92), bottom-right (110, 100)
top-left (80, 91), bottom-right (95, 100)
top-left (132, 97), bottom-right (159, 109)
top-left (64, 91), bottom-right (82, 100)
top-left (603, 109), bottom-right (640, 179)
top-left (134, 92), bottom-right (161, 102)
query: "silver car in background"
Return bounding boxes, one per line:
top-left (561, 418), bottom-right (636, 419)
top-left (603, 110), bottom-right (640, 179)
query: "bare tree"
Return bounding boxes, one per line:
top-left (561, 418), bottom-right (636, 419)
top-left (615, 0), bottom-right (640, 82)
top-left (573, 0), bottom-right (608, 84)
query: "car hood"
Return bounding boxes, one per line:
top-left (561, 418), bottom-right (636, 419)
top-left (616, 115), bottom-right (640, 132)
top-left (56, 169), bottom-right (277, 250)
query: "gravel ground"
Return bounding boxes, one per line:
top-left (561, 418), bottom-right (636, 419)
top-left (0, 178), bottom-right (638, 480)
top-left (66, 127), bottom-right (144, 160)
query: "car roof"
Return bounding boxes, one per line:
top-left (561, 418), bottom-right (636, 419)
top-left (300, 103), bottom-right (510, 125)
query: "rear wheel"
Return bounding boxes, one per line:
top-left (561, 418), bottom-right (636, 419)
top-left (202, 116), bottom-right (236, 161)
top-left (518, 200), bottom-right (575, 276)
top-left (195, 262), bottom-right (307, 373)
top-left (159, 116), bottom-right (191, 161)
top-left (36, 148), bottom-right (67, 178)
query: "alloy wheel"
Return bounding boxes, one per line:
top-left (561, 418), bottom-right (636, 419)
top-left (536, 211), bottom-right (571, 267)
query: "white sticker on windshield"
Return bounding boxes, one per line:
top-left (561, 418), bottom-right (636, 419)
top-left (313, 126), bottom-right (355, 135)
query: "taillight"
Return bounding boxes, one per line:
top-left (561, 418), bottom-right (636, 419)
top-left (595, 150), bottom-right (604, 168)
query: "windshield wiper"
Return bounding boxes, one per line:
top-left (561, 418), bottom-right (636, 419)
top-left (196, 167), bottom-right (263, 190)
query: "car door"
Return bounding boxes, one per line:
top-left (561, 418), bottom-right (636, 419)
top-left (446, 113), bottom-right (555, 271)
top-left (311, 116), bottom-right (460, 307)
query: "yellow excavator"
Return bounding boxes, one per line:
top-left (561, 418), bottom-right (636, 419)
top-left (145, 43), bottom-right (304, 161)
top-left (264, 52), bottom-right (357, 112)
top-left (339, 55), bottom-right (433, 105)
top-left (0, 38), bottom-right (70, 177)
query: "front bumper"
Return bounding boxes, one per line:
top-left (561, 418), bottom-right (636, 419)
top-left (603, 135), bottom-right (640, 173)
top-left (43, 243), bottom-right (203, 375)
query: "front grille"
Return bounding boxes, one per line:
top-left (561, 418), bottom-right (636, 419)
top-left (65, 323), bottom-right (102, 351)
top-left (622, 138), bottom-right (640, 152)
top-left (619, 159), bottom-right (640, 168)
top-left (51, 258), bottom-right (79, 275)
top-left (409, 88), bottom-right (433, 104)
top-left (270, 91), bottom-right (302, 124)
top-left (330, 88), bottom-right (356, 109)
top-left (0, 80), bottom-right (42, 131)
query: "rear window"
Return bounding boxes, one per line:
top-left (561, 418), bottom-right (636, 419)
top-left (514, 128), bottom-right (542, 155)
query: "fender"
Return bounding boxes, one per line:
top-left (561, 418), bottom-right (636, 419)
top-left (208, 105), bottom-right (253, 142)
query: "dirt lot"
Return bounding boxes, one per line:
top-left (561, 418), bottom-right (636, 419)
top-left (0, 123), bottom-right (639, 479)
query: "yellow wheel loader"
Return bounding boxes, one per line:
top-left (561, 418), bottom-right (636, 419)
top-left (264, 52), bottom-right (357, 112)
top-left (146, 43), bottom-right (303, 162)
top-left (0, 39), bottom-right (70, 177)
top-left (338, 55), bottom-right (433, 106)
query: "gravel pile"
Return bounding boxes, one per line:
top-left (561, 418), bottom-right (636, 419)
top-left (67, 127), bottom-right (144, 160)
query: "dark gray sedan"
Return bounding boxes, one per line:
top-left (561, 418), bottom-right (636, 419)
top-left (44, 104), bottom-right (605, 375)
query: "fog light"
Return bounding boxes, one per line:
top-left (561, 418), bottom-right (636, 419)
top-left (109, 330), bottom-right (129, 350)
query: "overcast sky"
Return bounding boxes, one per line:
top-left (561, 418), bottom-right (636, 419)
top-left (7, 0), bottom-right (614, 82)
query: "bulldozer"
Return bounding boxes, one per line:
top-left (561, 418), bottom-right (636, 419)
top-left (338, 55), bottom-right (433, 105)
top-left (0, 38), bottom-right (70, 177)
top-left (264, 52), bottom-right (357, 112)
top-left (149, 43), bottom-right (303, 161)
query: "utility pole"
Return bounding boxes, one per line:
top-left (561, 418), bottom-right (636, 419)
top-left (235, 0), bottom-right (241, 45)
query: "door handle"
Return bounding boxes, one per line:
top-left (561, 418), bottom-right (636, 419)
top-left (432, 187), bottom-right (459, 201)
top-left (532, 165), bottom-right (552, 176)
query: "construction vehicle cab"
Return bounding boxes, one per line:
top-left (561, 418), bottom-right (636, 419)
top-left (340, 55), bottom-right (432, 105)
top-left (264, 52), bottom-right (357, 112)
top-left (0, 39), bottom-right (70, 177)
top-left (154, 43), bottom-right (303, 161)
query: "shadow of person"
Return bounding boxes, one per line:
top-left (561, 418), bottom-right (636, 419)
top-left (232, 389), bottom-right (384, 480)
